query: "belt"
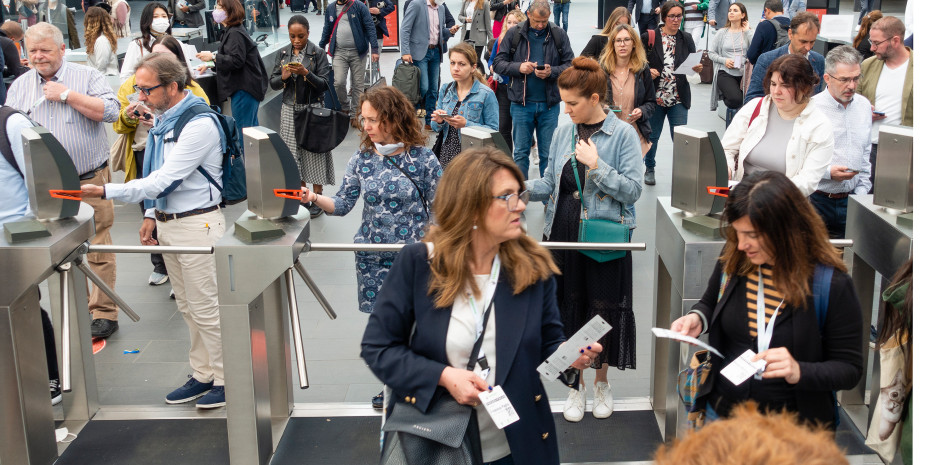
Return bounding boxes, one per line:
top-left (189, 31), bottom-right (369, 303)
top-left (154, 205), bottom-right (220, 222)
top-left (813, 190), bottom-right (850, 199)
top-left (79, 160), bottom-right (109, 181)
top-left (427, 44), bottom-right (440, 49)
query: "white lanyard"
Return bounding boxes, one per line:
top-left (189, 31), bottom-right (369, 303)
top-left (755, 269), bottom-right (785, 355)
top-left (466, 255), bottom-right (500, 379)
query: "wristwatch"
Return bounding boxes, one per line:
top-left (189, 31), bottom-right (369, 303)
top-left (60, 89), bottom-right (70, 103)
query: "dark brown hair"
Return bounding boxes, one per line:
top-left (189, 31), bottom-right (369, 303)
top-left (357, 86), bottom-right (428, 152)
top-left (660, 1), bottom-right (684, 21)
top-left (424, 147), bottom-right (559, 307)
top-left (763, 54), bottom-right (819, 103)
top-left (217, 0), bottom-right (246, 27)
top-left (448, 43), bottom-right (488, 87)
top-left (725, 2), bottom-right (749, 29)
top-left (877, 259), bottom-right (912, 387)
top-left (719, 171), bottom-right (845, 309)
top-left (154, 35), bottom-right (193, 87)
top-left (853, 10), bottom-right (882, 48)
top-left (557, 56), bottom-right (607, 103)
top-left (789, 11), bottom-right (820, 33)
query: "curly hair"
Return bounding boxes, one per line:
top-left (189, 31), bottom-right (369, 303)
top-left (357, 86), bottom-right (428, 152)
top-left (83, 6), bottom-right (118, 56)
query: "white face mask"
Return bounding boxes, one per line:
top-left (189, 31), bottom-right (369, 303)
top-left (151, 17), bottom-right (170, 33)
top-left (374, 142), bottom-right (405, 155)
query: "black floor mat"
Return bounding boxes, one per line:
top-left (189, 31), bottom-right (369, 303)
top-left (56, 419), bottom-right (230, 465)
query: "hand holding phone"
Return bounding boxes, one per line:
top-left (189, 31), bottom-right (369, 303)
top-left (872, 111), bottom-right (885, 116)
top-left (535, 64), bottom-right (546, 70)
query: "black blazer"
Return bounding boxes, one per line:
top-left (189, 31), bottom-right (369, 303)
top-left (489, 0), bottom-right (516, 23)
top-left (270, 43), bottom-right (330, 105)
top-left (580, 34), bottom-right (608, 60)
top-left (215, 25), bottom-right (269, 103)
top-left (690, 261), bottom-right (863, 428)
top-left (642, 28), bottom-right (695, 109)
top-left (603, 66), bottom-right (656, 140)
top-left (361, 243), bottom-right (570, 465)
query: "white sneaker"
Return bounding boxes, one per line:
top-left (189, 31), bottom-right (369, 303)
top-left (530, 145), bottom-right (540, 165)
top-left (592, 381), bottom-right (614, 419)
top-left (563, 386), bottom-right (586, 422)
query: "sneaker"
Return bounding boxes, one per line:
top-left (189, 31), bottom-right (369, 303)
top-left (169, 288), bottom-right (175, 300)
top-left (90, 318), bottom-right (119, 338)
top-left (166, 376), bottom-right (213, 404)
top-left (196, 386), bottom-right (226, 409)
top-left (563, 386), bottom-right (585, 422)
top-left (308, 203), bottom-right (324, 219)
top-left (50, 379), bottom-right (62, 406)
top-left (592, 382), bottom-right (613, 419)
top-left (644, 168), bottom-right (656, 186)
top-left (148, 271), bottom-right (169, 286)
top-left (530, 145), bottom-right (539, 165)
top-left (372, 390), bottom-right (384, 409)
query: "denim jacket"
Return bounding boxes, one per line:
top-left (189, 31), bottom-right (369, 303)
top-left (527, 113), bottom-right (643, 237)
top-left (429, 79), bottom-right (500, 138)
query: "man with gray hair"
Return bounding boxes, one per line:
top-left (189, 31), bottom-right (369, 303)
top-left (809, 45), bottom-right (871, 238)
top-left (6, 22), bottom-right (122, 339)
top-left (80, 53), bottom-right (228, 409)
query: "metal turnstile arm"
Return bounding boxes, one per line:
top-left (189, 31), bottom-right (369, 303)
top-left (58, 262), bottom-right (73, 393)
top-left (285, 268), bottom-right (310, 389)
top-left (293, 260), bottom-right (337, 320)
top-left (74, 257), bottom-right (141, 322)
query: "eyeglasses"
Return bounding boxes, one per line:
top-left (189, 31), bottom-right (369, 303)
top-left (615, 38), bottom-right (634, 45)
top-left (868, 37), bottom-right (891, 47)
top-left (133, 83), bottom-right (163, 96)
top-left (666, 14), bottom-right (683, 20)
top-left (493, 190), bottom-right (530, 212)
top-left (358, 117), bottom-right (379, 126)
top-left (827, 73), bottom-right (861, 84)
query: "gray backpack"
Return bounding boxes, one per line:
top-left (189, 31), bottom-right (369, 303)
top-left (392, 60), bottom-right (422, 106)
top-left (769, 18), bottom-right (790, 49)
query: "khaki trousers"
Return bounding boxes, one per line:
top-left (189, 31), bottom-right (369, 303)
top-left (157, 209), bottom-right (226, 385)
top-left (80, 167), bottom-right (118, 321)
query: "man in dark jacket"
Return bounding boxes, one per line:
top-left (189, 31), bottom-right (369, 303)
top-left (746, 0), bottom-right (790, 65)
top-left (745, 11), bottom-right (823, 103)
top-left (320, 0), bottom-right (379, 113)
top-left (492, 0), bottom-right (573, 180)
top-left (169, 0), bottom-right (206, 27)
top-left (0, 27), bottom-right (27, 79)
top-left (401, 0), bottom-right (459, 125)
top-left (364, 0), bottom-right (395, 52)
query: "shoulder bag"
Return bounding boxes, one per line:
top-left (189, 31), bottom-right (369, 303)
top-left (380, 297), bottom-right (492, 465)
top-left (569, 126), bottom-right (630, 263)
top-left (294, 84), bottom-right (350, 153)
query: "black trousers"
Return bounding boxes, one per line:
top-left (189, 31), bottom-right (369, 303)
top-left (868, 143), bottom-right (877, 194)
top-left (716, 70), bottom-right (743, 109)
top-left (637, 13), bottom-right (658, 35)
top-left (42, 308), bottom-right (59, 381)
top-left (494, 82), bottom-right (513, 152)
top-left (134, 149), bottom-right (167, 275)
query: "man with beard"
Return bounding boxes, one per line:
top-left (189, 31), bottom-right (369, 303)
top-left (744, 11), bottom-right (824, 103)
top-left (80, 53), bottom-right (228, 409)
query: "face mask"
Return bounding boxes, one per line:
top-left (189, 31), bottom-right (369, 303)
top-left (151, 17), bottom-right (170, 33)
top-left (374, 142), bottom-right (405, 154)
top-left (212, 8), bottom-right (227, 24)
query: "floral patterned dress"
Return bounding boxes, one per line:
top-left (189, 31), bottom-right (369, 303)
top-left (330, 146), bottom-right (443, 313)
top-left (657, 31), bottom-right (681, 107)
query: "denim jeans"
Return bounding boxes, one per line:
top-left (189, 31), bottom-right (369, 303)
top-left (230, 90), bottom-right (260, 152)
top-left (511, 101), bottom-right (559, 180)
top-left (414, 47), bottom-right (442, 116)
top-left (809, 192), bottom-right (849, 239)
top-left (644, 102), bottom-right (688, 170)
top-left (552, 2), bottom-right (569, 31)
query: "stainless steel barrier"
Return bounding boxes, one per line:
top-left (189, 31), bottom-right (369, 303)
top-left (305, 241), bottom-right (648, 252)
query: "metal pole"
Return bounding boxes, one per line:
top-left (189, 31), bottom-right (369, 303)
top-left (284, 268), bottom-right (310, 389)
top-left (305, 241), bottom-right (649, 252)
top-left (829, 239), bottom-right (854, 248)
top-left (74, 260), bottom-right (141, 322)
top-left (86, 245), bottom-right (214, 254)
top-left (293, 260), bottom-right (337, 320)
top-left (59, 263), bottom-right (72, 393)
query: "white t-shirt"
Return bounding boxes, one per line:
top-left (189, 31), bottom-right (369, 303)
top-left (870, 58), bottom-right (909, 144)
top-left (465, 0), bottom-right (475, 20)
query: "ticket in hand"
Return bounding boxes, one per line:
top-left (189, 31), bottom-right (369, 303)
top-left (537, 315), bottom-right (612, 382)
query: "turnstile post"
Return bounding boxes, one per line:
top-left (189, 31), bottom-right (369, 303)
top-left (285, 268), bottom-right (310, 389)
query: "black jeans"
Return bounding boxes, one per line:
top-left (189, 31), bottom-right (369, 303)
top-left (494, 82), bottom-right (513, 152)
top-left (868, 143), bottom-right (877, 194)
top-left (716, 70), bottom-right (743, 109)
top-left (42, 308), bottom-right (59, 381)
top-left (134, 150), bottom-right (167, 275)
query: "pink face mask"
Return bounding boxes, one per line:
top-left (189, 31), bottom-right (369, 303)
top-left (212, 8), bottom-right (227, 23)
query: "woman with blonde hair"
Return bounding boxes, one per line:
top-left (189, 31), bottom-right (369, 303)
top-left (362, 148), bottom-right (601, 464)
top-left (599, 23), bottom-right (655, 156)
top-left (488, 8), bottom-right (525, 151)
top-left (580, 6), bottom-right (632, 58)
top-left (83, 6), bottom-right (119, 75)
top-left (431, 43), bottom-right (499, 167)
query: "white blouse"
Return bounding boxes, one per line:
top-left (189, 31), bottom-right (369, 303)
top-left (88, 35), bottom-right (119, 76)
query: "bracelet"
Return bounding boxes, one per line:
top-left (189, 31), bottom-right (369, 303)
top-left (101, 185), bottom-right (107, 200)
top-left (592, 157), bottom-right (599, 170)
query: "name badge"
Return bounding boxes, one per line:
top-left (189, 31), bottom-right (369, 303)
top-left (719, 349), bottom-right (766, 386)
top-left (478, 386), bottom-right (520, 429)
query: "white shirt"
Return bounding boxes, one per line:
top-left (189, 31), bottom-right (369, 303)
top-left (119, 36), bottom-right (156, 80)
top-left (870, 58), bottom-right (908, 144)
top-left (811, 91), bottom-right (873, 194)
top-left (88, 36), bottom-right (119, 76)
top-left (465, 0), bottom-right (475, 20)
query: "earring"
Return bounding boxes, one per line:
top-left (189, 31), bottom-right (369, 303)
top-left (473, 225), bottom-right (478, 230)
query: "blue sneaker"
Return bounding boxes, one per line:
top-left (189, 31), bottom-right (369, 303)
top-left (165, 376), bottom-right (213, 404)
top-left (196, 386), bottom-right (226, 409)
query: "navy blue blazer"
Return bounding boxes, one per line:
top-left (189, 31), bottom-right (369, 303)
top-left (361, 242), bottom-right (568, 464)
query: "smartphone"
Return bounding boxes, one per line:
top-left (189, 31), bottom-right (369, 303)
top-left (535, 64), bottom-right (546, 70)
top-left (872, 111), bottom-right (885, 116)
top-left (843, 169), bottom-right (859, 173)
top-left (286, 61), bottom-right (301, 68)
top-left (438, 113), bottom-right (453, 120)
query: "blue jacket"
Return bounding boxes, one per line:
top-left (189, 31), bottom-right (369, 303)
top-left (747, 15), bottom-right (790, 64)
top-left (319, 0), bottom-right (379, 57)
top-left (527, 113), bottom-right (643, 236)
top-left (401, 0), bottom-right (456, 62)
top-left (429, 79), bottom-right (500, 137)
top-left (492, 21), bottom-right (574, 108)
top-left (361, 242), bottom-right (570, 465)
top-left (362, 0), bottom-right (395, 37)
top-left (744, 45), bottom-right (825, 103)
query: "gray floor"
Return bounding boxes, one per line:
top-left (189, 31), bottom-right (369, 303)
top-left (51, 0), bottom-right (902, 415)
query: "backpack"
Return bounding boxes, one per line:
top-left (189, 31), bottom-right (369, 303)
top-left (769, 18), bottom-right (790, 50)
top-left (0, 106), bottom-right (29, 178)
top-left (508, 21), bottom-right (565, 60)
top-left (167, 104), bottom-right (247, 206)
top-left (392, 59), bottom-right (422, 106)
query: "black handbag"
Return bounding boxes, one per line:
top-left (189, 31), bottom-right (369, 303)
top-left (380, 297), bottom-right (494, 465)
top-left (294, 86), bottom-right (350, 153)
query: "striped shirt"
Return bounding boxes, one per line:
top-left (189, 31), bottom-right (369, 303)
top-left (6, 61), bottom-right (120, 175)
top-left (810, 91), bottom-right (873, 195)
top-left (746, 265), bottom-right (784, 338)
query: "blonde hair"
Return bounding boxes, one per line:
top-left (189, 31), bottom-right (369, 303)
top-left (84, 6), bottom-right (118, 55)
top-left (501, 9), bottom-right (526, 38)
top-left (449, 42), bottom-right (488, 87)
top-left (601, 6), bottom-right (631, 35)
top-left (599, 23), bottom-right (647, 75)
top-left (424, 148), bottom-right (559, 307)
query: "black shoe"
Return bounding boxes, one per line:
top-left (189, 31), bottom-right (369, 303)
top-left (309, 203), bottom-right (324, 219)
top-left (316, 9), bottom-right (322, 14)
top-left (91, 318), bottom-right (119, 339)
top-left (644, 169), bottom-right (656, 186)
top-left (50, 379), bottom-right (62, 406)
top-left (372, 391), bottom-right (384, 409)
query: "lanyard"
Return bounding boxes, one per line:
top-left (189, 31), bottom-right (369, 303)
top-left (755, 269), bottom-right (785, 355)
top-left (466, 255), bottom-right (500, 379)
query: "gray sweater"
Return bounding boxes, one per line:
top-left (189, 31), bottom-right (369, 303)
top-left (708, 28), bottom-right (752, 77)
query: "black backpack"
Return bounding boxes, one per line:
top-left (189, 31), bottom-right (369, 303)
top-left (508, 21), bottom-right (565, 59)
top-left (166, 104), bottom-right (247, 206)
top-left (769, 18), bottom-right (790, 50)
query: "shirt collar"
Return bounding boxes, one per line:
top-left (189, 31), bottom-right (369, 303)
top-left (36, 61), bottom-right (67, 85)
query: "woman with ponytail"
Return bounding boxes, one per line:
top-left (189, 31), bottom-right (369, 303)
top-left (430, 43), bottom-right (499, 167)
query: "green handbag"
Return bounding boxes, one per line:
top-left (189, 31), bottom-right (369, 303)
top-left (570, 127), bottom-right (631, 263)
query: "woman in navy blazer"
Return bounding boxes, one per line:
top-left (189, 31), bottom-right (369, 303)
top-left (362, 148), bottom-right (601, 465)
